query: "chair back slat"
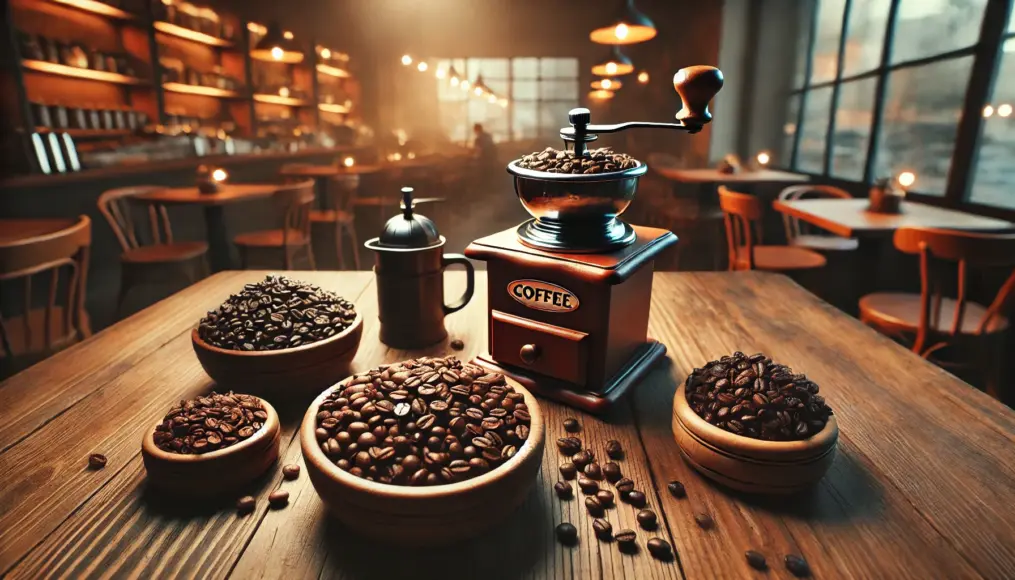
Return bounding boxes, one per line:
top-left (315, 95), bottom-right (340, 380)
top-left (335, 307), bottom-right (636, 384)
top-left (718, 186), bottom-right (763, 270)
top-left (328, 175), bottom-right (361, 213)
top-left (274, 179), bottom-right (316, 245)
top-left (98, 186), bottom-right (173, 252)
top-left (778, 185), bottom-right (852, 240)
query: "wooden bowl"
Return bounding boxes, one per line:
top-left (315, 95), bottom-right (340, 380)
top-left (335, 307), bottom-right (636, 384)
top-left (191, 314), bottom-right (363, 396)
top-left (141, 396), bottom-right (281, 497)
top-left (672, 383), bottom-right (838, 494)
top-left (300, 375), bottom-right (546, 545)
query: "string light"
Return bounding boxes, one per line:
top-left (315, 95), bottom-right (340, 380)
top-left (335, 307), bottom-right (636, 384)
top-left (401, 54), bottom-right (412, 66)
top-left (417, 61), bottom-right (428, 72)
top-left (283, 30), bottom-right (294, 40)
top-left (999, 103), bottom-right (1013, 118)
top-left (983, 104), bottom-right (995, 118)
top-left (320, 48), bottom-right (331, 59)
top-left (756, 151), bottom-right (771, 166)
top-left (637, 71), bottom-right (649, 84)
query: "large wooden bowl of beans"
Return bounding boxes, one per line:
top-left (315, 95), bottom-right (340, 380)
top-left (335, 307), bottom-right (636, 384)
top-left (300, 356), bottom-right (545, 545)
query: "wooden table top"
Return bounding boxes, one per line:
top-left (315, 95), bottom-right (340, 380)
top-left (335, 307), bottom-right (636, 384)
top-left (0, 218), bottom-right (79, 244)
top-left (654, 167), bottom-right (810, 184)
top-left (773, 198), bottom-right (1015, 238)
top-left (2, 270), bottom-right (1014, 579)
top-left (140, 183), bottom-right (280, 206)
top-left (278, 164), bottom-right (383, 178)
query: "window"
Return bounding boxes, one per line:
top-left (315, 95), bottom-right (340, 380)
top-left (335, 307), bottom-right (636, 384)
top-left (971, 30), bottom-right (1015, 208)
top-left (436, 57), bottom-right (578, 143)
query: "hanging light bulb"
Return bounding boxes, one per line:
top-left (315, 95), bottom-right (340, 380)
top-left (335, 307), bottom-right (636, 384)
top-left (589, 89), bottom-right (615, 101)
top-left (487, 93), bottom-right (498, 103)
top-left (417, 61), bottom-right (428, 72)
top-left (461, 79), bottom-right (470, 91)
top-left (436, 67), bottom-right (446, 79)
top-left (401, 54), bottom-right (413, 66)
top-left (592, 46), bottom-right (634, 76)
top-left (637, 71), bottom-right (649, 84)
top-left (250, 22), bottom-right (304, 63)
top-left (320, 47), bottom-right (331, 59)
top-left (448, 65), bottom-right (461, 86)
top-left (591, 78), bottom-right (622, 91)
top-left (590, 0), bottom-right (657, 45)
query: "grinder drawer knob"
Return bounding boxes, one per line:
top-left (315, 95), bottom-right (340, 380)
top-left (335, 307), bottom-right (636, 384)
top-left (519, 344), bottom-right (541, 365)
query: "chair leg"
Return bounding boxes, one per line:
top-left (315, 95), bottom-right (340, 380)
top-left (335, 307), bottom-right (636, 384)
top-left (335, 224), bottom-right (345, 270)
top-left (347, 223), bottom-right (361, 270)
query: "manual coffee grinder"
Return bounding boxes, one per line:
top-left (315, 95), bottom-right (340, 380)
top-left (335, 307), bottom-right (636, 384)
top-left (466, 65), bottom-right (724, 414)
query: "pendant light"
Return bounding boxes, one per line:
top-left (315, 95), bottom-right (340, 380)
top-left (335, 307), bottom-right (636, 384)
top-left (472, 74), bottom-right (490, 97)
top-left (591, 46), bottom-right (634, 76)
top-left (588, 89), bottom-right (615, 101)
top-left (250, 22), bottom-right (304, 63)
top-left (590, 0), bottom-right (657, 45)
top-left (591, 78), bottom-right (622, 91)
top-left (448, 65), bottom-right (461, 86)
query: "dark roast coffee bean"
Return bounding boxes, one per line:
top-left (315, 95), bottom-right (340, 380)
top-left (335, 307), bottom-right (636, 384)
top-left (595, 490), bottom-right (614, 507)
top-left (605, 439), bottom-right (623, 459)
top-left (559, 462), bottom-right (577, 480)
top-left (572, 450), bottom-right (594, 468)
top-left (449, 338), bottom-right (465, 350)
top-left (577, 474), bottom-right (599, 494)
top-left (583, 462), bottom-right (603, 480)
top-left (667, 480), bottom-right (686, 498)
top-left (563, 418), bottom-right (580, 432)
top-left (556, 437), bottom-right (582, 455)
top-left (746, 550), bottom-right (768, 570)
top-left (785, 555), bottom-right (811, 577)
top-left (87, 453), bottom-right (107, 469)
top-left (517, 146), bottom-right (637, 174)
top-left (694, 512), bottom-right (714, 530)
top-left (153, 392), bottom-right (265, 455)
top-left (625, 490), bottom-right (646, 508)
top-left (593, 518), bottom-right (613, 540)
top-left (556, 522), bottom-right (578, 546)
top-left (603, 462), bottom-right (622, 483)
top-left (236, 495), bottom-right (256, 515)
top-left (646, 538), bottom-right (673, 561)
top-left (637, 509), bottom-right (657, 530)
top-left (615, 529), bottom-right (637, 553)
top-left (615, 477), bottom-right (635, 494)
top-left (268, 490), bottom-right (289, 508)
top-left (585, 496), bottom-right (604, 517)
top-left (554, 481), bottom-right (573, 499)
top-left (282, 464), bottom-right (300, 480)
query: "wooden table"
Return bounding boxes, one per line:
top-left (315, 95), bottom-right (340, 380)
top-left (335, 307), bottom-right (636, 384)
top-left (140, 184), bottom-right (280, 271)
top-left (0, 218), bottom-right (78, 244)
top-left (2, 271), bottom-right (1014, 579)
top-left (654, 167), bottom-right (810, 184)
top-left (277, 164), bottom-right (383, 178)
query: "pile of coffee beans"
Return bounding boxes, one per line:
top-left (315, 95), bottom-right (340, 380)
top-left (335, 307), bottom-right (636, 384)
top-left (684, 351), bottom-right (833, 441)
top-left (197, 274), bottom-right (356, 351)
top-left (314, 356), bottom-right (531, 486)
top-left (516, 147), bottom-right (637, 174)
top-left (152, 392), bottom-right (267, 454)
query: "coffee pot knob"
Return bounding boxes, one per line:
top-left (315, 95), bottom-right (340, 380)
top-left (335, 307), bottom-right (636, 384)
top-left (673, 65), bottom-right (724, 133)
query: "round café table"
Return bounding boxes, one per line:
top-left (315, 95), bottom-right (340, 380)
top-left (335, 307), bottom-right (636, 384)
top-left (140, 183), bottom-right (280, 271)
top-left (0, 218), bottom-right (80, 244)
top-left (279, 164), bottom-right (384, 212)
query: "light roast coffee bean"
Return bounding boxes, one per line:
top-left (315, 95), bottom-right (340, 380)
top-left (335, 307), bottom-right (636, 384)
top-left (152, 392), bottom-right (265, 455)
top-left (593, 518), bottom-right (613, 540)
top-left (647, 538), bottom-right (673, 561)
top-left (87, 453), bottom-right (107, 469)
top-left (556, 522), bottom-right (578, 545)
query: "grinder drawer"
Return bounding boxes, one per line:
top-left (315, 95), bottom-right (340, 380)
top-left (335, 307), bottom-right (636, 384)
top-left (491, 310), bottom-right (588, 386)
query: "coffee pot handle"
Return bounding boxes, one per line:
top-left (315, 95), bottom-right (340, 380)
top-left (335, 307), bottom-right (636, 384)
top-left (441, 254), bottom-right (475, 315)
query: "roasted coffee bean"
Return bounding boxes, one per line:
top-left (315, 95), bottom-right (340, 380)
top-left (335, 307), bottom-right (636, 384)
top-left (577, 474), bottom-right (599, 494)
top-left (615, 477), bottom-right (635, 494)
top-left (615, 529), bottom-right (638, 553)
top-left (605, 439), bottom-right (623, 459)
top-left (556, 437), bottom-right (582, 455)
top-left (746, 550), bottom-right (768, 570)
top-left (198, 275), bottom-right (355, 351)
top-left (517, 146), bottom-right (637, 174)
top-left (637, 509), bottom-right (657, 530)
top-left (236, 495), bottom-right (256, 515)
top-left (646, 538), bottom-right (673, 561)
top-left (694, 512), bottom-right (714, 530)
top-left (268, 490), bottom-right (289, 508)
top-left (785, 554), bottom-right (811, 577)
top-left (563, 418), bottom-right (580, 432)
top-left (559, 462), bottom-right (577, 480)
top-left (449, 338), bottom-right (465, 350)
top-left (595, 490), bottom-right (614, 507)
top-left (554, 481), bottom-right (573, 499)
top-left (667, 480), bottom-right (686, 498)
top-left (685, 351), bottom-right (833, 441)
top-left (625, 490), bottom-right (646, 508)
top-left (583, 462), bottom-right (603, 481)
top-left (153, 392), bottom-right (265, 455)
top-left (593, 518), bottom-right (613, 541)
top-left (556, 522), bottom-right (578, 546)
top-left (87, 453), bottom-right (107, 469)
top-left (282, 464), bottom-right (300, 480)
top-left (584, 496), bottom-right (604, 517)
top-left (603, 462), bottom-right (622, 483)
top-left (572, 450), bottom-right (594, 468)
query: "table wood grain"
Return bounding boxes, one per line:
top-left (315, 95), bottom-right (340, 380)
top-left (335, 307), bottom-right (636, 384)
top-left (654, 167), bottom-right (809, 184)
top-left (140, 183), bottom-right (281, 206)
top-left (2, 271), bottom-right (1014, 579)
top-left (772, 198), bottom-right (1015, 238)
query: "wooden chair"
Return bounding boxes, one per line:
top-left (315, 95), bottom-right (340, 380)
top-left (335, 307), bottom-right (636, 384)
top-left (234, 179), bottom-right (317, 270)
top-left (0, 216), bottom-right (92, 375)
top-left (859, 227), bottom-right (1015, 398)
top-left (778, 185), bottom-right (860, 251)
top-left (718, 186), bottom-right (827, 272)
top-left (310, 174), bottom-right (361, 270)
top-left (98, 186), bottom-right (209, 315)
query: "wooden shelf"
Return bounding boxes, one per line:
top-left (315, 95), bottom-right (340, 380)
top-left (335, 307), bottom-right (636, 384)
top-left (318, 103), bottom-right (350, 114)
top-left (36, 127), bottom-right (132, 138)
top-left (163, 82), bottom-right (241, 98)
top-left (316, 63), bottom-right (350, 78)
top-left (22, 59), bottom-right (146, 85)
top-left (154, 21), bottom-right (234, 48)
top-left (254, 94), bottom-right (309, 106)
top-left (50, 0), bottom-right (135, 20)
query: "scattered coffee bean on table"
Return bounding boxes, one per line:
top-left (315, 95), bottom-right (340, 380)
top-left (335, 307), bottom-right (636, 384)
top-left (516, 147), bottom-right (638, 174)
top-left (685, 351), bottom-right (833, 441)
top-left (615, 477), bottom-right (635, 494)
top-left (236, 495), bottom-right (256, 515)
top-left (268, 490), bottom-right (289, 508)
top-left (449, 338), bottom-right (464, 350)
top-left (615, 529), bottom-right (638, 553)
top-left (694, 512), bottom-right (714, 530)
top-left (152, 392), bottom-right (266, 455)
top-left (559, 462), bottom-right (577, 480)
top-left (584, 462), bottom-right (603, 481)
top-left (282, 464), bottom-right (300, 480)
top-left (87, 453), bottom-right (107, 470)
top-left (572, 449), bottom-right (594, 468)
top-left (593, 518), bottom-right (613, 541)
top-left (585, 496), bottom-right (605, 517)
top-left (785, 554), bottom-right (811, 577)
top-left (603, 462), bottom-right (622, 483)
top-left (556, 522), bottom-right (578, 546)
top-left (578, 474), bottom-right (599, 494)
top-left (746, 550), bottom-right (768, 570)
top-left (637, 509), bottom-right (658, 530)
top-left (563, 418), bottom-right (580, 432)
top-left (595, 490), bottom-right (615, 507)
top-left (667, 480), bottom-right (686, 498)
top-left (314, 356), bottom-right (531, 486)
top-left (605, 439), bottom-right (623, 459)
top-left (554, 481), bottom-right (573, 499)
top-left (197, 274), bottom-right (356, 351)
top-left (625, 490), bottom-right (647, 508)
top-left (647, 538), bottom-right (673, 561)
top-left (557, 437), bottom-right (582, 456)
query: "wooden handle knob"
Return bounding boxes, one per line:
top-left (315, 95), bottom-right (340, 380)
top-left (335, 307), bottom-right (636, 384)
top-left (673, 66), bottom-right (724, 131)
top-left (519, 344), bottom-right (541, 365)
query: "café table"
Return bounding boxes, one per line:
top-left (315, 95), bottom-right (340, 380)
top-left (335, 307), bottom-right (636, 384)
top-left (0, 218), bottom-right (79, 244)
top-left (140, 183), bottom-right (281, 271)
top-left (2, 270), bottom-right (1014, 578)
top-left (653, 167), bottom-right (810, 184)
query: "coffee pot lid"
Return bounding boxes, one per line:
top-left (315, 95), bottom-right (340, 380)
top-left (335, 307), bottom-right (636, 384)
top-left (376, 187), bottom-right (442, 248)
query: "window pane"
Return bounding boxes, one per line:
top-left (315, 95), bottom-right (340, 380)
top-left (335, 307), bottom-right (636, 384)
top-left (782, 95), bottom-right (800, 166)
top-left (876, 56), bottom-right (973, 196)
top-left (540, 58), bottom-right (578, 78)
top-left (842, 0), bottom-right (890, 76)
top-left (971, 51), bottom-right (1015, 209)
top-left (513, 102), bottom-right (539, 139)
top-left (540, 80), bottom-right (578, 100)
top-left (793, 3), bottom-right (815, 88)
top-left (540, 103), bottom-right (573, 136)
top-left (797, 86), bottom-right (833, 173)
top-left (831, 78), bottom-right (876, 180)
top-left (466, 58), bottom-right (509, 79)
top-left (512, 58), bottom-right (539, 79)
top-left (512, 80), bottom-right (538, 100)
top-left (811, 0), bottom-right (847, 83)
top-left (892, 0), bottom-right (986, 64)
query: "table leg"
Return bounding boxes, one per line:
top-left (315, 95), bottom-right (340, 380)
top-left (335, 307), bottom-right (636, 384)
top-left (204, 205), bottom-right (235, 271)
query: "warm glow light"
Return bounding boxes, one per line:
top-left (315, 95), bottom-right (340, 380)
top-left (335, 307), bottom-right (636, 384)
top-left (436, 68), bottom-right (446, 79)
top-left (417, 61), bottom-right (428, 72)
top-left (601, 78), bottom-right (613, 90)
top-left (279, 87), bottom-right (290, 98)
top-left (461, 80), bottom-right (470, 90)
top-left (283, 30), bottom-right (294, 40)
top-left (488, 94), bottom-right (497, 103)
top-left (999, 103), bottom-right (1013, 118)
top-left (606, 62), bottom-right (618, 75)
top-left (984, 104), bottom-right (995, 118)
top-left (320, 48), bottom-right (331, 59)
top-left (615, 23), bottom-right (629, 40)
top-left (756, 151), bottom-right (771, 166)
top-left (637, 71), bottom-right (649, 84)
top-left (271, 46), bottom-right (284, 61)
top-left (450, 76), bottom-right (460, 86)
top-left (897, 171), bottom-right (916, 188)
top-left (499, 98), bottom-right (509, 108)
top-left (247, 22), bottom-right (266, 34)
top-left (401, 54), bottom-right (413, 66)
top-left (407, 152), bottom-right (416, 160)
top-left (343, 157), bottom-right (355, 167)
top-left (211, 168), bottom-right (228, 182)
top-left (474, 87), bottom-right (484, 96)
top-left (589, 89), bottom-right (614, 100)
